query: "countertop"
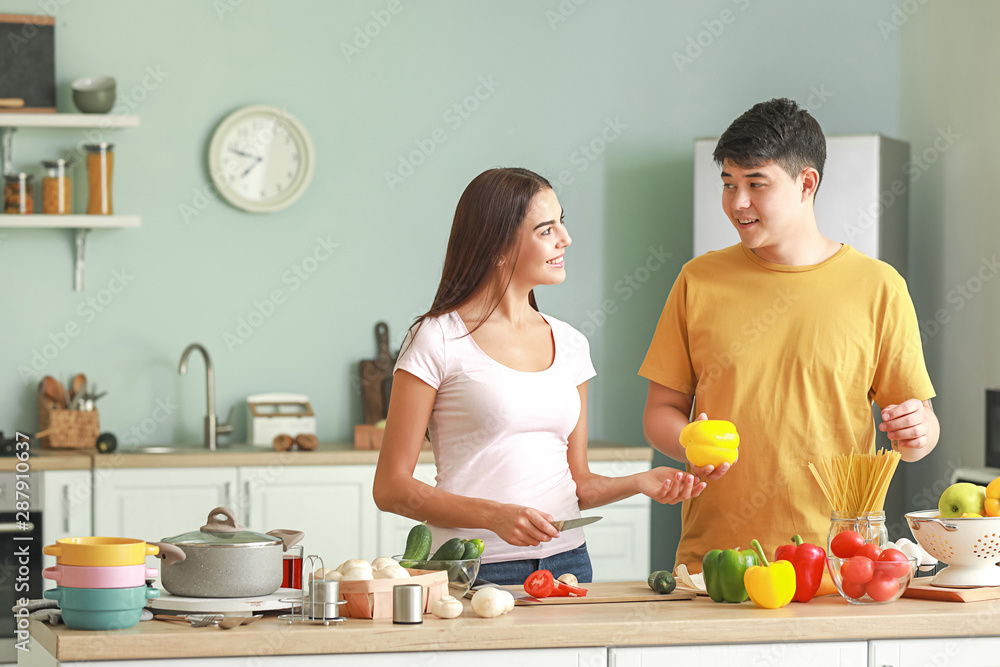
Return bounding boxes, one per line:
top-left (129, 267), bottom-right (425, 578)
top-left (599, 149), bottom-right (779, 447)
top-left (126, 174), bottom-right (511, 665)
top-left (28, 591), bottom-right (1000, 662)
top-left (1, 440), bottom-right (651, 472)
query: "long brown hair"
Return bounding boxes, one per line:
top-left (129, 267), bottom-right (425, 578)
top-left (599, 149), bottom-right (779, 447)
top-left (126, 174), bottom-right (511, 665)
top-left (415, 167), bottom-right (552, 336)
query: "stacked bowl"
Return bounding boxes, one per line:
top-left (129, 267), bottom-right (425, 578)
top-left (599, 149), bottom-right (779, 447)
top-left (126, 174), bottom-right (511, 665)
top-left (42, 537), bottom-right (161, 630)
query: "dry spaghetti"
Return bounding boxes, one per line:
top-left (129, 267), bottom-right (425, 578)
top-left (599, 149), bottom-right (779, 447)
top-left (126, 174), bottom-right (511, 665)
top-left (808, 450), bottom-right (902, 513)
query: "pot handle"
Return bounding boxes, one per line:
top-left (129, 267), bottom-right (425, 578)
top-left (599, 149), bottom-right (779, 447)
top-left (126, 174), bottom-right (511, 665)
top-left (201, 506), bottom-right (246, 533)
top-left (266, 529), bottom-right (305, 552)
top-left (150, 542), bottom-right (186, 565)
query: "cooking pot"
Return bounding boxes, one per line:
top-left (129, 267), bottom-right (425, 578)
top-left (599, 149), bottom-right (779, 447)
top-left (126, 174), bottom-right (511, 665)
top-left (152, 506), bottom-right (303, 598)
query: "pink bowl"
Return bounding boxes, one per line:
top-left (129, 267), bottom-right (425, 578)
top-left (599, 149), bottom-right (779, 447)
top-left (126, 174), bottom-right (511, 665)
top-left (43, 563), bottom-right (158, 589)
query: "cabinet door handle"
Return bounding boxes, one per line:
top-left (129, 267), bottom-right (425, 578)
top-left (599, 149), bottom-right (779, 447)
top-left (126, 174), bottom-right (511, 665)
top-left (0, 522), bottom-right (33, 534)
top-left (62, 485), bottom-right (71, 533)
top-left (243, 481), bottom-right (251, 526)
top-left (224, 482), bottom-right (232, 508)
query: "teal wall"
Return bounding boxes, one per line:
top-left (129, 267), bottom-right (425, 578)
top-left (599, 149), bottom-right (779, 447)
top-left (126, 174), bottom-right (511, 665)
top-left (1, 1), bottom-right (904, 570)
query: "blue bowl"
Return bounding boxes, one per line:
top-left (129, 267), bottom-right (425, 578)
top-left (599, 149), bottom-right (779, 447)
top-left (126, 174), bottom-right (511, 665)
top-left (44, 585), bottom-right (159, 630)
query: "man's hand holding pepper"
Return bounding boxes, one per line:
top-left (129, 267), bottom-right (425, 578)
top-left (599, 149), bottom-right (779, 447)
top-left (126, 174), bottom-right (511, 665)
top-left (687, 412), bottom-right (735, 480)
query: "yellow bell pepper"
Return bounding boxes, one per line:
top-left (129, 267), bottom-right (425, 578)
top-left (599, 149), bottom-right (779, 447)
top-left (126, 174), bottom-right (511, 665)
top-left (679, 420), bottom-right (739, 468)
top-left (743, 539), bottom-right (796, 609)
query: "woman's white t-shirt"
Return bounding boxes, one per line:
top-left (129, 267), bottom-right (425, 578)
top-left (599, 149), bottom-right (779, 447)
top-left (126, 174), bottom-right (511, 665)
top-left (394, 310), bottom-right (597, 564)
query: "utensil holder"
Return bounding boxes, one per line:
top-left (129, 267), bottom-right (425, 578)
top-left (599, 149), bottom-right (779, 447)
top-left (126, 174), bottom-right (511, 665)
top-left (37, 394), bottom-right (99, 449)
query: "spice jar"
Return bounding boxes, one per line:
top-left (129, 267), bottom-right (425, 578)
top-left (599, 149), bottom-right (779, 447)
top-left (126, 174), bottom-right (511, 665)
top-left (828, 510), bottom-right (888, 555)
top-left (42, 158), bottom-right (73, 214)
top-left (4, 173), bottom-right (34, 214)
top-left (84, 143), bottom-right (114, 215)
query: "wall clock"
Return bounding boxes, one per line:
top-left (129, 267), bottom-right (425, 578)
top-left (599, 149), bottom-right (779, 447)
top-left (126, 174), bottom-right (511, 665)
top-left (208, 104), bottom-right (315, 213)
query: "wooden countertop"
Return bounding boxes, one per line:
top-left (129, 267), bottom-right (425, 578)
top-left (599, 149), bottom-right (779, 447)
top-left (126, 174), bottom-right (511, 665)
top-left (29, 591), bottom-right (1000, 661)
top-left (2, 440), bottom-right (651, 472)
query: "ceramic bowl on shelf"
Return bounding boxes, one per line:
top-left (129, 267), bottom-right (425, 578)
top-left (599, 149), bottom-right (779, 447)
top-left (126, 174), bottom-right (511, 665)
top-left (392, 555), bottom-right (481, 598)
top-left (905, 510), bottom-right (1000, 587)
top-left (827, 555), bottom-right (917, 605)
top-left (71, 76), bottom-right (116, 113)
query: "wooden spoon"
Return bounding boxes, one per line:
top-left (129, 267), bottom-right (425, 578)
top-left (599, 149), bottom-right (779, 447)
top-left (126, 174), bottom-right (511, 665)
top-left (42, 376), bottom-right (66, 409)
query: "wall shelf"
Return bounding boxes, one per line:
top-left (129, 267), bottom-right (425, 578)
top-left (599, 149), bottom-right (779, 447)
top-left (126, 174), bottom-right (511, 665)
top-left (0, 114), bottom-right (141, 291)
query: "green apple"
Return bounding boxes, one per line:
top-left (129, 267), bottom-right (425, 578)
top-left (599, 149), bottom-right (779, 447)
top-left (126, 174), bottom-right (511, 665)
top-left (938, 482), bottom-right (987, 518)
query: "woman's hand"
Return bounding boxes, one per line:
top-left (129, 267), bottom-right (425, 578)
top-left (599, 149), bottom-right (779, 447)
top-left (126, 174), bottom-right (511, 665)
top-left (493, 505), bottom-right (560, 547)
top-left (639, 467), bottom-right (707, 504)
top-left (686, 412), bottom-right (734, 480)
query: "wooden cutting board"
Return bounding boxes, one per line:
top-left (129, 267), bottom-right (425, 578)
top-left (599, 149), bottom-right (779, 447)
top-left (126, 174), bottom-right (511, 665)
top-left (359, 322), bottom-right (395, 425)
top-left (902, 580), bottom-right (1000, 603)
top-left (484, 581), bottom-right (695, 606)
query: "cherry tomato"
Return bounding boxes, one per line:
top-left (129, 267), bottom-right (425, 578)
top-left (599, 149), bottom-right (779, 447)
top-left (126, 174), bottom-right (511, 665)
top-left (831, 530), bottom-right (865, 558)
top-left (876, 548), bottom-right (911, 578)
top-left (840, 555), bottom-right (874, 584)
top-left (865, 570), bottom-right (900, 602)
top-left (855, 543), bottom-right (882, 561)
top-left (840, 578), bottom-right (867, 600)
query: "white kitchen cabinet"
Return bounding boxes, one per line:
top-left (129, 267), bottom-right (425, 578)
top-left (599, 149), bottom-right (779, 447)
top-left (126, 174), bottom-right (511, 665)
top-left (40, 470), bottom-right (93, 591)
top-left (238, 465), bottom-right (378, 568)
top-left (374, 460), bottom-right (652, 581)
top-left (694, 134), bottom-right (909, 277)
top-left (870, 637), bottom-right (1000, 667)
top-left (611, 641), bottom-right (867, 666)
top-left (91, 466), bottom-right (239, 548)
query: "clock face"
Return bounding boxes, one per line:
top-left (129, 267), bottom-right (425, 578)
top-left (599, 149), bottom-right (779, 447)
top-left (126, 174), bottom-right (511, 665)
top-left (209, 105), bottom-right (315, 213)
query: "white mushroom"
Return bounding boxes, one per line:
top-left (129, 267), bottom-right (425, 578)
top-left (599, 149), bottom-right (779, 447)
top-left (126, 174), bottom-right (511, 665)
top-left (309, 568), bottom-right (341, 583)
top-left (500, 589), bottom-right (515, 613)
top-left (373, 564), bottom-right (410, 579)
top-left (556, 573), bottom-right (578, 586)
top-left (337, 559), bottom-right (371, 574)
top-left (341, 566), bottom-right (374, 581)
top-left (470, 587), bottom-right (506, 618)
top-left (430, 595), bottom-right (464, 619)
top-left (371, 556), bottom-right (396, 571)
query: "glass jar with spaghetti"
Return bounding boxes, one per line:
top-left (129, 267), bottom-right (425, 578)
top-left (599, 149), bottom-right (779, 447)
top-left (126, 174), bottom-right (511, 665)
top-left (41, 158), bottom-right (73, 214)
top-left (84, 142), bottom-right (114, 215)
top-left (4, 172), bottom-right (34, 214)
top-left (828, 511), bottom-right (888, 555)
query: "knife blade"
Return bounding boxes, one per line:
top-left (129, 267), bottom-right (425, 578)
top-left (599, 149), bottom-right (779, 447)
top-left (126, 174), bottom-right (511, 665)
top-left (551, 516), bottom-right (602, 531)
top-left (469, 579), bottom-right (541, 602)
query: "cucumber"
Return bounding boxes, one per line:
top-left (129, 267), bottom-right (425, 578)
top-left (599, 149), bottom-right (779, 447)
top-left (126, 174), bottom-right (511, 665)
top-left (647, 570), bottom-right (676, 595)
top-left (400, 522), bottom-right (433, 567)
top-left (461, 538), bottom-right (485, 560)
top-left (430, 537), bottom-right (466, 561)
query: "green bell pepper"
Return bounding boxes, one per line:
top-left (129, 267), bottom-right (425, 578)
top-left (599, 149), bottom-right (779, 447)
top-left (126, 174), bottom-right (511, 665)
top-left (702, 547), bottom-right (760, 603)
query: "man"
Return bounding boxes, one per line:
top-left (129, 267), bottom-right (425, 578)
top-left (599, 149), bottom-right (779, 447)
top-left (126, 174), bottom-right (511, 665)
top-left (640, 98), bottom-right (939, 571)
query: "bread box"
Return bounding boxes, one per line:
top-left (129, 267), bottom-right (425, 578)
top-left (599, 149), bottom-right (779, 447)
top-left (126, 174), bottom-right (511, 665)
top-left (246, 393), bottom-right (316, 447)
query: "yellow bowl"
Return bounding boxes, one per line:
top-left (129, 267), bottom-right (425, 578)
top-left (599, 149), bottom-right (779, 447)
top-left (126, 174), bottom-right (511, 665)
top-left (43, 537), bottom-right (159, 567)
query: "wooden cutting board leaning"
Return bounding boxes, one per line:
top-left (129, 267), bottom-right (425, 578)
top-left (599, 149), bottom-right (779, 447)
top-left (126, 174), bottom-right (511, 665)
top-left (359, 321), bottom-right (395, 425)
top-left (466, 581), bottom-right (695, 606)
top-left (903, 580), bottom-right (1000, 603)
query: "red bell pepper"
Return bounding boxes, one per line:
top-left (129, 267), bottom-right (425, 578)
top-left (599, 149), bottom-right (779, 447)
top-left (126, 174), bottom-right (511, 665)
top-left (524, 569), bottom-right (587, 598)
top-left (774, 535), bottom-right (826, 603)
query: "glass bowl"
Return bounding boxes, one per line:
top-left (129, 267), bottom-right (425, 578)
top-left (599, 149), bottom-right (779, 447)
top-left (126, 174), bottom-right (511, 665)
top-left (391, 555), bottom-right (481, 598)
top-left (827, 555), bottom-right (917, 605)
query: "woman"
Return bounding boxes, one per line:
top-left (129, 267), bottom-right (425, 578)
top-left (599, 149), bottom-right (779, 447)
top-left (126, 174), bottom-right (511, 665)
top-left (373, 167), bottom-right (705, 585)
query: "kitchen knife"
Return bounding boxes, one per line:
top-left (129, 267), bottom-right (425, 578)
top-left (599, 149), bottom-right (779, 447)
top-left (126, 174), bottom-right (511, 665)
top-left (469, 579), bottom-right (541, 602)
top-left (551, 516), bottom-right (602, 531)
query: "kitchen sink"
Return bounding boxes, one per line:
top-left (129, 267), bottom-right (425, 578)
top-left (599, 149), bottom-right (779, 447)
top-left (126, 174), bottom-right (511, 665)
top-left (124, 444), bottom-right (263, 455)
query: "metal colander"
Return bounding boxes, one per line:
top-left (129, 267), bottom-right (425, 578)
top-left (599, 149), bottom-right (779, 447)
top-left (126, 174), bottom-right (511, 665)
top-left (906, 510), bottom-right (1000, 588)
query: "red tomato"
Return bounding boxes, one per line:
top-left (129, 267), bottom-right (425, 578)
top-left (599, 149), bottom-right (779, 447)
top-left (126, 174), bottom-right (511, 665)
top-left (855, 543), bottom-right (882, 561)
top-left (876, 548), bottom-right (911, 578)
top-left (831, 530), bottom-right (865, 558)
top-left (866, 570), bottom-right (900, 602)
top-left (840, 578), bottom-right (867, 600)
top-left (840, 556), bottom-right (874, 584)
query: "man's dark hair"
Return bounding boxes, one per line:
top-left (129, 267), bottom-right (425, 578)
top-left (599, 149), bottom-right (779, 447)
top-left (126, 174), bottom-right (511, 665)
top-left (713, 98), bottom-right (826, 193)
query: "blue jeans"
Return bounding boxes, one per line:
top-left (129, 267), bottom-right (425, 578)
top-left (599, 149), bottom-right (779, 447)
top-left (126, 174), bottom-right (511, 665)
top-left (476, 542), bottom-right (593, 586)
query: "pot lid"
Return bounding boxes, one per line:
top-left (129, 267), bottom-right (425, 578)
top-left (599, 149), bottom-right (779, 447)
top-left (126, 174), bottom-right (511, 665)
top-left (162, 507), bottom-right (281, 547)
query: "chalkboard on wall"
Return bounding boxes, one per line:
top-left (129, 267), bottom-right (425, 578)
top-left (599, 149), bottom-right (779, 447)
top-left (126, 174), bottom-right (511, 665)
top-left (0, 14), bottom-right (56, 113)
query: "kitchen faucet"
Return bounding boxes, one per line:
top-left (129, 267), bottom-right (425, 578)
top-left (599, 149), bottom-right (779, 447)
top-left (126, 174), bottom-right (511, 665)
top-left (178, 343), bottom-right (233, 451)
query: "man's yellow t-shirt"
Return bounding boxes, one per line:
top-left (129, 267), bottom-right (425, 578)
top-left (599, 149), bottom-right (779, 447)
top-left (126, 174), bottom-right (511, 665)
top-left (639, 243), bottom-right (935, 572)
